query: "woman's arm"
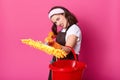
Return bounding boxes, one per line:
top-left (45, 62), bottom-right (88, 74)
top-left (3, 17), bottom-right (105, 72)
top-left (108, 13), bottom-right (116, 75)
top-left (61, 34), bottom-right (78, 54)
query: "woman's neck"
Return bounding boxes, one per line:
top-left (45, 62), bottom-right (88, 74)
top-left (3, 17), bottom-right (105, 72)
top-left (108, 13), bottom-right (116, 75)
top-left (63, 22), bottom-right (69, 29)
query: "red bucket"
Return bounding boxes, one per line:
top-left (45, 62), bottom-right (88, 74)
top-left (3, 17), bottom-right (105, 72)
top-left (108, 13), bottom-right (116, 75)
top-left (49, 46), bottom-right (86, 80)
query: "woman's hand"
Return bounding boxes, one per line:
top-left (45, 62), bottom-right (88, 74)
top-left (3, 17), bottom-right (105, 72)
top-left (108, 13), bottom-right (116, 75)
top-left (44, 31), bottom-right (56, 44)
top-left (44, 37), bottom-right (54, 44)
top-left (49, 41), bottom-right (62, 49)
top-left (61, 46), bottom-right (71, 54)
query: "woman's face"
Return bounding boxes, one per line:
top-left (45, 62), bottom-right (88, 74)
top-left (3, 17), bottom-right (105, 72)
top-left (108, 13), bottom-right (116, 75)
top-left (51, 14), bottom-right (69, 29)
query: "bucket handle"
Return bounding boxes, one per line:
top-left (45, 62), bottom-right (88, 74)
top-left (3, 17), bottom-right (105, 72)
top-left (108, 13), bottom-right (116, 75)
top-left (65, 46), bottom-right (78, 61)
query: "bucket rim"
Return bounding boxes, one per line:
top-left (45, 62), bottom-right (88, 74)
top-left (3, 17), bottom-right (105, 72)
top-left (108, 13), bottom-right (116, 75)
top-left (49, 60), bottom-right (86, 72)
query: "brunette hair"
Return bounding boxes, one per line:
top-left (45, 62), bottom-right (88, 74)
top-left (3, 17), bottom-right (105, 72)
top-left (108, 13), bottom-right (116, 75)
top-left (48, 6), bottom-right (78, 35)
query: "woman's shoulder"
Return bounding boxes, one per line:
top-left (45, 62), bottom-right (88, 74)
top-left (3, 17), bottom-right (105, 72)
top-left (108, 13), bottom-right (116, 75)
top-left (68, 24), bottom-right (80, 31)
top-left (71, 24), bottom-right (79, 27)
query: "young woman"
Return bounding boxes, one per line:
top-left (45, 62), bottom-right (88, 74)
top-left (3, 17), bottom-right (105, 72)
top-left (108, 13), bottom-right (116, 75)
top-left (48, 6), bottom-right (82, 80)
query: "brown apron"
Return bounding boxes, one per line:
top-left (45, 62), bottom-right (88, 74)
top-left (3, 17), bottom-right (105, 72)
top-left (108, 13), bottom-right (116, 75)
top-left (48, 28), bottom-right (78, 80)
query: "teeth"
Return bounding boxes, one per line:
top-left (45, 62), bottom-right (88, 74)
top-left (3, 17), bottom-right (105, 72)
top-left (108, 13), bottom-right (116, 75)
top-left (61, 24), bottom-right (63, 27)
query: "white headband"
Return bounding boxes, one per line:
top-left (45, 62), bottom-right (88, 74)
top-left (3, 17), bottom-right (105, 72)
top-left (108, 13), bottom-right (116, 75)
top-left (48, 8), bottom-right (64, 19)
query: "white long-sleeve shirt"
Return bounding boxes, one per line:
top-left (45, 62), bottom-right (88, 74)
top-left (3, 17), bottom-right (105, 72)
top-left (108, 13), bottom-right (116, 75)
top-left (61, 24), bottom-right (82, 54)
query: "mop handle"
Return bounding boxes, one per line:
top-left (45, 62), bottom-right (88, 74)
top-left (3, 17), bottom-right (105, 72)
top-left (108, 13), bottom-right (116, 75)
top-left (65, 46), bottom-right (77, 61)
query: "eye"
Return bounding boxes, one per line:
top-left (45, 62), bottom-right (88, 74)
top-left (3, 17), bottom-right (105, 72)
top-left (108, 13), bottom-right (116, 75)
top-left (56, 17), bottom-right (60, 21)
top-left (53, 17), bottom-right (60, 24)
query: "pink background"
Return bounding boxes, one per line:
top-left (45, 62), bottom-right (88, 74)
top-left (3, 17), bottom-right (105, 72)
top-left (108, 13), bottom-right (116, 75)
top-left (0, 0), bottom-right (120, 80)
